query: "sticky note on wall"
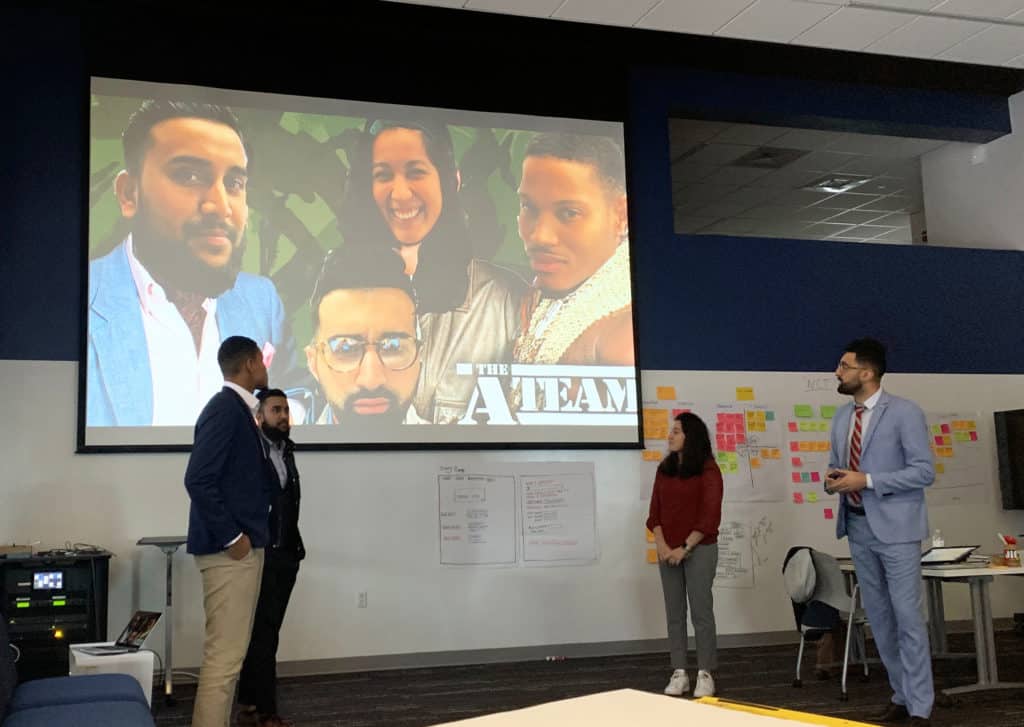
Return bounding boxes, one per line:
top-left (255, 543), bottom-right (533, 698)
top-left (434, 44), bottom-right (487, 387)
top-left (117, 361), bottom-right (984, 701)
top-left (656, 386), bottom-right (676, 400)
top-left (736, 387), bottom-right (755, 401)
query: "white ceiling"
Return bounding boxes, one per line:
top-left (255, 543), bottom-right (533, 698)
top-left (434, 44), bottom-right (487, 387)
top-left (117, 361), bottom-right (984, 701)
top-left (387, 0), bottom-right (1024, 68)
top-left (669, 119), bottom-right (942, 242)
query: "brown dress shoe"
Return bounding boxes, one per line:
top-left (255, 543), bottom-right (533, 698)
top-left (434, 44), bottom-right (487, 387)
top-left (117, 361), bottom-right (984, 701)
top-left (877, 703), bottom-right (910, 722)
top-left (909, 718), bottom-right (930, 727)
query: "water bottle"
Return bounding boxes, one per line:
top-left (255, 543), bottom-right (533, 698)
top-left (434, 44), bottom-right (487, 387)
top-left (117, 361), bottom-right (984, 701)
top-left (932, 529), bottom-right (944, 548)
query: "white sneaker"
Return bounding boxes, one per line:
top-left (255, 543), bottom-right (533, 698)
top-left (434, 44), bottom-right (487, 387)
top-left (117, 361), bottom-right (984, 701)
top-left (664, 668), bottom-right (689, 696)
top-left (693, 669), bottom-right (715, 698)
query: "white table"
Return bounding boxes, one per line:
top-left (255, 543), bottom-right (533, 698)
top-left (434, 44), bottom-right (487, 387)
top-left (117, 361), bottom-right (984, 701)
top-left (919, 563), bottom-right (1024, 695)
top-left (429, 688), bottom-right (874, 726)
top-left (839, 558), bottom-right (1024, 695)
top-left (69, 642), bottom-right (155, 706)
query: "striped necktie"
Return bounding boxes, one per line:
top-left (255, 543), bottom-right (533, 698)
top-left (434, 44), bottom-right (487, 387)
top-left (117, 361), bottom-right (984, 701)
top-left (847, 404), bottom-right (865, 505)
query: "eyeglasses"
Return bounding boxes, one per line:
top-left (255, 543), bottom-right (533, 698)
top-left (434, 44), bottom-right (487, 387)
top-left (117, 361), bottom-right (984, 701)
top-left (317, 334), bottom-right (420, 373)
top-left (837, 361), bottom-right (865, 372)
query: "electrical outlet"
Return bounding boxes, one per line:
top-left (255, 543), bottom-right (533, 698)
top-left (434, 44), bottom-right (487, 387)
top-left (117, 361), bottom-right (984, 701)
top-left (358, 591), bottom-right (368, 608)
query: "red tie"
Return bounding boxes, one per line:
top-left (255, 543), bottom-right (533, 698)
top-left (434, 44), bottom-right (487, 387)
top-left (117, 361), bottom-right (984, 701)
top-left (847, 405), bottom-right (865, 505)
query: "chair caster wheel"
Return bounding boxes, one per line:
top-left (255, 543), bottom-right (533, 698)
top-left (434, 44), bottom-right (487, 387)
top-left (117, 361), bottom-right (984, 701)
top-left (793, 679), bottom-right (803, 688)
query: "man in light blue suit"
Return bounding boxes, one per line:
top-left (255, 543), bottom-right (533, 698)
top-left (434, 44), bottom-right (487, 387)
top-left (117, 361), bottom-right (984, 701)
top-left (827, 338), bottom-right (934, 726)
top-left (86, 100), bottom-right (294, 427)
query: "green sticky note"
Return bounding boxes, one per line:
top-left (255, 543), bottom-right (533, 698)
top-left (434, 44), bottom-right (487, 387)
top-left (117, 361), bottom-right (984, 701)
top-left (818, 422), bottom-right (829, 432)
top-left (931, 425), bottom-right (942, 435)
top-left (807, 492), bottom-right (818, 503)
top-left (955, 432), bottom-right (970, 442)
top-left (820, 405), bottom-right (836, 420)
top-left (794, 405), bottom-right (814, 418)
top-left (802, 472), bottom-right (811, 483)
top-left (717, 452), bottom-right (729, 463)
top-left (766, 411), bottom-right (775, 421)
top-left (728, 463), bottom-right (739, 474)
top-left (726, 452), bottom-right (739, 463)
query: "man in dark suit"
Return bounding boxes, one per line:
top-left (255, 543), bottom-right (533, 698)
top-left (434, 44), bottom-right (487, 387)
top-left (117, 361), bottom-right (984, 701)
top-left (827, 338), bottom-right (935, 726)
top-left (237, 389), bottom-right (305, 727)
top-left (185, 336), bottom-right (274, 727)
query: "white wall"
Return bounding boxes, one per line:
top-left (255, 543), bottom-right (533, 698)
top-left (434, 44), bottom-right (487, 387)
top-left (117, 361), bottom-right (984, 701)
top-left (2, 361), bottom-right (1023, 672)
top-left (922, 90), bottom-right (1024, 251)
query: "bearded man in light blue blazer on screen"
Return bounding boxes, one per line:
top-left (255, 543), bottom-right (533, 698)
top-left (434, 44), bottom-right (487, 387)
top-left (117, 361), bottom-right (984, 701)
top-left (827, 337), bottom-right (935, 727)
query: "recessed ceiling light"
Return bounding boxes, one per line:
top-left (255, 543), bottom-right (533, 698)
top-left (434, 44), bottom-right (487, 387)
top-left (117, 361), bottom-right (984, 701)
top-left (802, 175), bottom-right (872, 194)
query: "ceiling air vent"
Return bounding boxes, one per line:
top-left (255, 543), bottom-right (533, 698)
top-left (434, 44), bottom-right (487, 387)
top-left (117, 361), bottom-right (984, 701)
top-left (730, 146), bottom-right (808, 169)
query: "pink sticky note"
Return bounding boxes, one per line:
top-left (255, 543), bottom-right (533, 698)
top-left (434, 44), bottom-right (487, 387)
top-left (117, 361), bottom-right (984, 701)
top-left (788, 422), bottom-right (799, 432)
top-left (811, 472), bottom-right (821, 483)
top-left (941, 424), bottom-right (951, 434)
top-left (934, 436), bottom-right (944, 445)
top-left (736, 433), bottom-right (747, 445)
top-left (970, 431), bottom-right (978, 441)
top-left (793, 492), bottom-right (804, 504)
top-left (790, 442), bottom-right (799, 452)
top-left (791, 457), bottom-right (802, 467)
top-left (791, 472), bottom-right (802, 484)
top-left (824, 508), bottom-right (834, 520)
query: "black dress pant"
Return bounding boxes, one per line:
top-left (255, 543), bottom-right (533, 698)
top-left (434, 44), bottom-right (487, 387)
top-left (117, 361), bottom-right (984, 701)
top-left (237, 549), bottom-right (300, 716)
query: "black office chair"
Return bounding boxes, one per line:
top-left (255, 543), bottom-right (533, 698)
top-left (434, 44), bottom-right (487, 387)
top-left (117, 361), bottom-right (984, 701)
top-left (783, 546), bottom-right (869, 701)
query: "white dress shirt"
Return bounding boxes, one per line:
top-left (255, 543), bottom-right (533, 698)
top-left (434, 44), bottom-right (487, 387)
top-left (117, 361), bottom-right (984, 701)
top-left (846, 387), bottom-right (882, 489)
top-left (126, 237), bottom-right (223, 426)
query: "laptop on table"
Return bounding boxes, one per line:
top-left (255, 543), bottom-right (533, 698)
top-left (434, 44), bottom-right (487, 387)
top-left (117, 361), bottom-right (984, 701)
top-left (77, 610), bottom-right (162, 655)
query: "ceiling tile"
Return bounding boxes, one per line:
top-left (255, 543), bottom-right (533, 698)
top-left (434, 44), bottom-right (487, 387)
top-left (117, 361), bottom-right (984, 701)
top-left (702, 166), bottom-right (776, 185)
top-left (823, 209), bottom-right (890, 225)
top-left (709, 123), bottom-right (790, 146)
top-left (824, 133), bottom-right (908, 156)
top-left (637, 0), bottom-right (756, 34)
top-left (932, 0), bottom-right (1024, 19)
top-left (683, 142), bottom-right (758, 165)
top-left (673, 183), bottom-right (741, 203)
top-left (716, 0), bottom-right (839, 43)
top-left (793, 7), bottom-right (914, 51)
top-left (464, 0), bottom-right (563, 16)
top-left (691, 200), bottom-right (759, 218)
top-left (770, 128), bottom-right (846, 151)
top-left (553, 0), bottom-right (660, 26)
top-left (938, 23), bottom-right (1024, 64)
top-left (803, 222), bottom-right (858, 238)
top-left (860, 0), bottom-right (943, 8)
top-left (674, 213), bottom-right (719, 234)
top-left (671, 160), bottom-right (720, 181)
top-left (719, 186), bottom-right (783, 207)
top-left (865, 15), bottom-right (989, 57)
top-left (789, 150), bottom-right (862, 171)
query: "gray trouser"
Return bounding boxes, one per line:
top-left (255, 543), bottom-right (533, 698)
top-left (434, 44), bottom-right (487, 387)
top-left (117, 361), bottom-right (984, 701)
top-left (658, 543), bottom-right (718, 671)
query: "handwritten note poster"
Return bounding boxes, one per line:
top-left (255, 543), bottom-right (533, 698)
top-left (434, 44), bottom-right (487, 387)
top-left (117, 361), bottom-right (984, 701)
top-left (521, 470), bottom-right (598, 563)
top-left (715, 520), bottom-right (754, 588)
top-left (438, 471), bottom-right (517, 565)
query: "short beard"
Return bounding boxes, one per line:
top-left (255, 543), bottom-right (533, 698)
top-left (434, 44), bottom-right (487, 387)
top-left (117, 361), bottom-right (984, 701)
top-left (329, 387), bottom-right (411, 431)
top-left (261, 422), bottom-right (290, 442)
top-left (132, 207), bottom-right (245, 298)
top-left (837, 380), bottom-right (862, 396)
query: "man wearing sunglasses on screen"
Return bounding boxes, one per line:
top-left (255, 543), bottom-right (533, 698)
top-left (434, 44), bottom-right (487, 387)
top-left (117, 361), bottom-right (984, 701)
top-left (305, 244), bottom-right (426, 431)
top-left (87, 99), bottom-right (296, 427)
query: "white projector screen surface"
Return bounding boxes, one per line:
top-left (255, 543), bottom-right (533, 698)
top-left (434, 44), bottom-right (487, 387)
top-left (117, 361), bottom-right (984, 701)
top-left (83, 78), bottom-right (640, 449)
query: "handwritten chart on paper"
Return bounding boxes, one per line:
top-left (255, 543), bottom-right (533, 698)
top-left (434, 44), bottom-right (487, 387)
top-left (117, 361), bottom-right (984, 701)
top-left (711, 403), bottom-right (786, 503)
top-left (926, 412), bottom-right (989, 507)
top-left (714, 520), bottom-right (754, 589)
top-left (438, 471), bottom-right (516, 565)
top-left (786, 403), bottom-right (839, 514)
top-left (520, 471), bottom-right (598, 563)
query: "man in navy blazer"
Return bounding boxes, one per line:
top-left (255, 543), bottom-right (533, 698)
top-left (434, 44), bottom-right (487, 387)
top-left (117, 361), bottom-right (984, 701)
top-left (86, 99), bottom-right (293, 428)
top-left (827, 338), bottom-right (935, 726)
top-left (185, 336), bottom-right (274, 727)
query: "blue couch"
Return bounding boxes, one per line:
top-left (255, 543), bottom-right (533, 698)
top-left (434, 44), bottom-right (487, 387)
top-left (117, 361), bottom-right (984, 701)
top-left (2, 673), bottom-right (154, 727)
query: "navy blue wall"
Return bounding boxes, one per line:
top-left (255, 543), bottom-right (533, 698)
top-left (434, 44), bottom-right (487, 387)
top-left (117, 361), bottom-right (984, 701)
top-left (1, 7), bottom-right (1022, 373)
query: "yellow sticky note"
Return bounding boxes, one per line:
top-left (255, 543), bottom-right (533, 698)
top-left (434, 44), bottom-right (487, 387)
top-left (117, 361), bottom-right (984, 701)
top-left (761, 448), bottom-right (771, 458)
top-left (807, 492), bottom-right (818, 503)
top-left (771, 448), bottom-right (781, 458)
top-left (646, 549), bottom-right (658, 564)
top-left (646, 529), bottom-right (655, 543)
top-left (643, 408), bottom-right (669, 440)
top-left (799, 442), bottom-right (811, 451)
top-left (967, 420), bottom-right (977, 429)
top-left (736, 387), bottom-right (755, 401)
top-left (751, 458), bottom-right (762, 469)
top-left (936, 463), bottom-right (945, 474)
top-left (817, 442), bottom-right (830, 452)
top-left (642, 449), bottom-right (663, 462)
top-left (656, 386), bottom-right (676, 401)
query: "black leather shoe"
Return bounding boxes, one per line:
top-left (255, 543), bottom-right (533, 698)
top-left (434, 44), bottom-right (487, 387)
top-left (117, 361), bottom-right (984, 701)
top-left (908, 718), bottom-right (930, 727)
top-left (876, 703), bottom-right (910, 722)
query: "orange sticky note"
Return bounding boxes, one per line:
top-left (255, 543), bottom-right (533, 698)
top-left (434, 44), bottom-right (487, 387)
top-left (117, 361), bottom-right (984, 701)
top-left (751, 458), bottom-right (762, 469)
top-left (771, 448), bottom-right (781, 458)
top-left (643, 408), bottom-right (669, 439)
top-left (799, 442), bottom-right (811, 451)
top-left (646, 549), bottom-right (658, 564)
top-left (656, 386), bottom-right (676, 400)
top-left (646, 529), bottom-right (655, 543)
top-left (935, 463), bottom-right (945, 474)
top-left (736, 387), bottom-right (755, 401)
top-left (642, 449), bottom-right (662, 462)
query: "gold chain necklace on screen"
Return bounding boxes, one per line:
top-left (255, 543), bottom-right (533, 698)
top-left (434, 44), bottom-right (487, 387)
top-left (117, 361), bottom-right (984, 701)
top-left (514, 241), bottom-right (631, 365)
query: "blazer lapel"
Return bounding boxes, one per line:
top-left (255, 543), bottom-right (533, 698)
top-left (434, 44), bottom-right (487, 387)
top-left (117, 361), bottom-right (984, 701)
top-left (859, 392), bottom-right (890, 457)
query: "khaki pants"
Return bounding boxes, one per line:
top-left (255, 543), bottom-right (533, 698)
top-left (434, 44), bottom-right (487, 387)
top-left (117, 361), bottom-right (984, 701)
top-left (192, 547), bottom-right (264, 727)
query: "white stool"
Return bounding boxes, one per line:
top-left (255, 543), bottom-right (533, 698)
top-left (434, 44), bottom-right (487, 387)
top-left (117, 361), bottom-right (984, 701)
top-left (69, 643), bottom-right (155, 707)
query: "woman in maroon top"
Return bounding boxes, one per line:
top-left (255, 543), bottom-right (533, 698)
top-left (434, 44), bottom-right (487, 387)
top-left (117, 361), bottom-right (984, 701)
top-left (647, 412), bottom-right (724, 698)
